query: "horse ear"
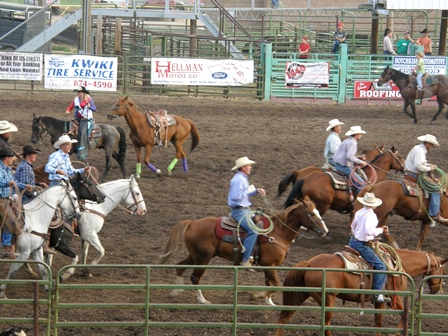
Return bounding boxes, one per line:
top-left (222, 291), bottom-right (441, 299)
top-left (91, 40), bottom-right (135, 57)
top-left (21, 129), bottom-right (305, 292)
top-left (390, 145), bottom-right (396, 152)
top-left (441, 257), bottom-right (448, 265)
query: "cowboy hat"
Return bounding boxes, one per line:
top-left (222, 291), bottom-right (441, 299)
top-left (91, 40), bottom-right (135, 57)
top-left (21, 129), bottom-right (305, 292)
top-left (420, 28), bottom-right (430, 34)
top-left (21, 144), bottom-right (41, 156)
top-left (326, 119), bottom-right (344, 131)
top-left (417, 134), bottom-right (439, 146)
top-left (357, 192), bottom-right (382, 207)
top-left (74, 86), bottom-right (90, 94)
top-left (53, 134), bottom-right (78, 149)
top-left (345, 126), bottom-right (366, 136)
top-left (0, 147), bottom-right (18, 158)
top-left (232, 156), bottom-right (256, 171)
top-left (0, 120), bottom-right (18, 135)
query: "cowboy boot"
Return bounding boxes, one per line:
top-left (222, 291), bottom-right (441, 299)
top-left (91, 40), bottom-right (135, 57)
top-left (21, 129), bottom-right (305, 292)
top-left (43, 241), bottom-right (56, 255)
top-left (437, 213), bottom-right (448, 224)
top-left (417, 88), bottom-right (423, 99)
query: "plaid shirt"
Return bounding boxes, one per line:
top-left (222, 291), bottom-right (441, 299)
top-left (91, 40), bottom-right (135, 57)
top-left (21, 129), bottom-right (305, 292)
top-left (0, 161), bottom-right (26, 198)
top-left (45, 149), bottom-right (84, 181)
top-left (15, 159), bottom-right (36, 201)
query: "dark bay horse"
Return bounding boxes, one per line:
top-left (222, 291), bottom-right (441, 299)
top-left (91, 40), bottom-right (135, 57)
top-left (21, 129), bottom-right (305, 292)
top-left (283, 148), bottom-right (405, 218)
top-left (108, 96), bottom-right (200, 177)
top-left (275, 249), bottom-right (447, 336)
top-left (156, 198), bottom-right (329, 305)
top-left (31, 113), bottom-right (127, 181)
top-left (277, 144), bottom-right (385, 197)
top-left (355, 182), bottom-right (448, 251)
top-left (377, 65), bottom-right (448, 124)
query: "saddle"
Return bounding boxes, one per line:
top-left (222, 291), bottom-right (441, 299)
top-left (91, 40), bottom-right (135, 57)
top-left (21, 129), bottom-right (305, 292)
top-left (324, 170), bottom-right (349, 191)
top-left (145, 110), bottom-right (177, 148)
top-left (68, 121), bottom-right (102, 140)
top-left (398, 174), bottom-right (429, 198)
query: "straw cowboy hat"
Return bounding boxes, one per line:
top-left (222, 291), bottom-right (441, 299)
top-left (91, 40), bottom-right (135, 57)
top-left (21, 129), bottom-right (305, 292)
top-left (345, 126), bottom-right (366, 136)
top-left (0, 147), bottom-right (19, 158)
top-left (232, 156), bottom-right (256, 171)
top-left (326, 119), bottom-right (344, 131)
top-left (417, 134), bottom-right (439, 146)
top-left (21, 144), bottom-right (41, 156)
top-left (357, 192), bottom-right (382, 207)
top-left (74, 86), bottom-right (90, 94)
top-left (53, 134), bottom-right (78, 149)
top-left (0, 120), bottom-right (18, 135)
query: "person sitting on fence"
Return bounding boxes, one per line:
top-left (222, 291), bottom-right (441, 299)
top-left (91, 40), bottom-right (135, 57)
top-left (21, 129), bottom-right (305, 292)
top-left (331, 22), bottom-right (347, 54)
top-left (298, 36), bottom-right (310, 59)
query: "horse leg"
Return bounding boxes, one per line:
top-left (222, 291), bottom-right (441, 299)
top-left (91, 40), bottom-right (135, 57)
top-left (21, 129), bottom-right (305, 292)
top-left (168, 255), bottom-right (192, 298)
top-left (190, 267), bottom-right (210, 304)
top-left (134, 145), bottom-right (143, 178)
top-left (312, 294), bottom-right (336, 336)
top-left (258, 269), bottom-right (281, 305)
top-left (167, 139), bottom-right (188, 175)
top-left (430, 97), bottom-right (445, 124)
top-left (142, 145), bottom-right (161, 176)
top-left (275, 291), bottom-right (311, 336)
top-left (416, 222), bottom-right (430, 251)
top-left (60, 255), bottom-right (79, 283)
top-left (0, 260), bottom-right (26, 299)
top-left (30, 250), bottom-right (51, 291)
top-left (403, 100), bottom-right (413, 119)
top-left (80, 239), bottom-right (91, 277)
top-left (409, 100), bottom-right (418, 124)
top-left (100, 150), bottom-right (113, 182)
top-left (24, 263), bottom-right (39, 278)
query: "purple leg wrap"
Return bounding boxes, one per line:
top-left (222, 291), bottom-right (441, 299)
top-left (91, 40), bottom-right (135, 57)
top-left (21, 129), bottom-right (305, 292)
top-left (182, 158), bottom-right (188, 172)
top-left (146, 163), bottom-right (158, 173)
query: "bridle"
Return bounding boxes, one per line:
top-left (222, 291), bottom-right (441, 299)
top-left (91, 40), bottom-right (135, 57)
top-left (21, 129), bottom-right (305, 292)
top-left (31, 118), bottom-right (47, 143)
top-left (425, 253), bottom-right (445, 294)
top-left (368, 150), bottom-right (405, 176)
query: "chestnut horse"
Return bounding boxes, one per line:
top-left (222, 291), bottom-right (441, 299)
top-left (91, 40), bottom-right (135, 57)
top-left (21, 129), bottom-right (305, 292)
top-left (277, 144), bottom-right (385, 197)
top-left (156, 198), bottom-right (329, 305)
top-left (377, 65), bottom-right (448, 124)
top-left (283, 147), bottom-right (405, 218)
top-left (275, 249), bottom-right (447, 336)
top-left (108, 96), bottom-right (200, 177)
top-left (355, 182), bottom-right (448, 251)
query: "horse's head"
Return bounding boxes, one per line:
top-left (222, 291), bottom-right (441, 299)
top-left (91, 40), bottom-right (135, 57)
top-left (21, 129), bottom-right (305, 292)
top-left (426, 254), bottom-right (447, 294)
top-left (60, 181), bottom-right (82, 221)
top-left (70, 172), bottom-right (106, 204)
top-left (123, 174), bottom-right (147, 215)
top-left (285, 197), bottom-right (329, 238)
top-left (108, 96), bottom-right (132, 120)
top-left (377, 65), bottom-right (392, 86)
top-left (31, 113), bottom-right (43, 144)
top-left (388, 146), bottom-right (406, 173)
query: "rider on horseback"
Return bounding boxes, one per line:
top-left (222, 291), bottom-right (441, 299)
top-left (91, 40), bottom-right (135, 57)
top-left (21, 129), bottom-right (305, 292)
top-left (324, 119), bottom-right (344, 168)
top-left (412, 51), bottom-right (425, 99)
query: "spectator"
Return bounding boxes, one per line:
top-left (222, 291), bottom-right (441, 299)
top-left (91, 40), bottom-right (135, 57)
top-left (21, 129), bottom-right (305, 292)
top-left (383, 28), bottom-right (397, 55)
top-left (298, 36), bottom-right (310, 59)
top-left (416, 28), bottom-right (432, 56)
top-left (331, 22), bottom-right (347, 54)
top-left (396, 31), bottom-right (414, 55)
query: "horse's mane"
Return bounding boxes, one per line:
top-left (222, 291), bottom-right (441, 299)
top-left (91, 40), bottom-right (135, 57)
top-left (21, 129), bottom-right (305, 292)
top-left (122, 97), bottom-right (140, 111)
top-left (279, 196), bottom-right (315, 221)
top-left (388, 67), bottom-right (410, 84)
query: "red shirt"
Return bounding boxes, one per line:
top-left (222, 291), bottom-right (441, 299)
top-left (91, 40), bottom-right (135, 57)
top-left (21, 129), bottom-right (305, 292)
top-left (299, 42), bottom-right (310, 59)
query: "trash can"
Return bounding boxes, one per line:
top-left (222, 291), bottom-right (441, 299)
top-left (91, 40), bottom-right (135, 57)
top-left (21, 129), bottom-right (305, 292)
top-left (409, 44), bottom-right (424, 56)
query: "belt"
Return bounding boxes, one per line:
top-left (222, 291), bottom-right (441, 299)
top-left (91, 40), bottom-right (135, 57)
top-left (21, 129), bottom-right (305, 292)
top-left (230, 206), bottom-right (248, 210)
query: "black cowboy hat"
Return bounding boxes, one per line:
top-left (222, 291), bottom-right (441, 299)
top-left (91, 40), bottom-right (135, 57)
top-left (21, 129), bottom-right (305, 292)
top-left (0, 147), bottom-right (18, 158)
top-left (420, 28), bottom-right (430, 34)
top-left (21, 144), bottom-right (41, 156)
top-left (74, 86), bottom-right (90, 94)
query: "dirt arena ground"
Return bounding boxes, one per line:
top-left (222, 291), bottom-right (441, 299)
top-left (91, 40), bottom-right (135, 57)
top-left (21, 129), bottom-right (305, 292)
top-left (1, 91), bottom-right (448, 335)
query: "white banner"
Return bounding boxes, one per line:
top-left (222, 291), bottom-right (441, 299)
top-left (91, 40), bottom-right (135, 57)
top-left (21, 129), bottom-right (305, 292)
top-left (44, 55), bottom-right (118, 91)
top-left (0, 52), bottom-right (42, 81)
top-left (285, 62), bottom-right (329, 88)
top-left (393, 56), bottom-right (447, 75)
top-left (150, 58), bottom-right (254, 85)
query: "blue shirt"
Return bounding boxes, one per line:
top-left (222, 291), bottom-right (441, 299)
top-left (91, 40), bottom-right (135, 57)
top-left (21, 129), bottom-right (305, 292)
top-left (333, 137), bottom-right (364, 167)
top-left (45, 149), bottom-right (84, 182)
top-left (0, 161), bottom-right (26, 198)
top-left (15, 159), bottom-right (36, 202)
top-left (324, 132), bottom-right (341, 160)
top-left (228, 171), bottom-right (258, 207)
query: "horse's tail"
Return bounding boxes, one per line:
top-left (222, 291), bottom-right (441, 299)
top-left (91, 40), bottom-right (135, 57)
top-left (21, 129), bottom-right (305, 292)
top-left (283, 179), bottom-right (305, 209)
top-left (187, 119), bottom-right (200, 153)
top-left (156, 220), bottom-right (192, 264)
top-left (277, 171), bottom-right (298, 197)
top-left (282, 260), bottom-right (310, 306)
top-left (115, 126), bottom-right (127, 168)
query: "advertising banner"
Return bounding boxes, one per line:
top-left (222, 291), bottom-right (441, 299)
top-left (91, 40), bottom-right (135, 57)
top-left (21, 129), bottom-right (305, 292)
top-left (353, 81), bottom-right (402, 99)
top-left (393, 56), bottom-right (447, 75)
top-left (285, 62), bottom-right (329, 88)
top-left (0, 52), bottom-right (42, 81)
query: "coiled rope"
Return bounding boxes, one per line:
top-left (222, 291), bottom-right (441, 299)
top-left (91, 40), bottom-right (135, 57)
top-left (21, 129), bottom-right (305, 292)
top-left (374, 241), bottom-right (402, 273)
top-left (417, 168), bottom-right (448, 193)
top-left (349, 163), bottom-right (378, 188)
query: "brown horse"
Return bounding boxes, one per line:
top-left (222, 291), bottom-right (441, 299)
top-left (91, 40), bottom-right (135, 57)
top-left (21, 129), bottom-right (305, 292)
top-left (377, 65), bottom-right (448, 124)
top-left (156, 198), bottom-right (329, 305)
top-left (283, 147), bottom-right (405, 218)
top-left (108, 96), bottom-right (200, 177)
top-left (275, 249), bottom-right (447, 336)
top-left (355, 182), bottom-right (448, 251)
top-left (277, 144), bottom-right (385, 197)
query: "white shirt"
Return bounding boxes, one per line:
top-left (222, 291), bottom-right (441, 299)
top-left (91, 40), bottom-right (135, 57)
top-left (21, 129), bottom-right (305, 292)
top-left (351, 207), bottom-right (383, 242)
top-left (324, 132), bottom-right (341, 160)
top-left (404, 143), bottom-right (431, 174)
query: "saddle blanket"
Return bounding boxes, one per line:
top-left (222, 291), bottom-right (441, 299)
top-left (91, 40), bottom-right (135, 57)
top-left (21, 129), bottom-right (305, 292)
top-left (215, 216), bottom-right (270, 244)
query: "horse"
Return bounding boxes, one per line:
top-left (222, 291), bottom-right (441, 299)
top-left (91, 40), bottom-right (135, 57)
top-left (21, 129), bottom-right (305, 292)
top-left (377, 65), bottom-right (448, 124)
top-left (107, 96), bottom-right (200, 177)
top-left (275, 248), bottom-right (447, 336)
top-left (156, 198), bottom-right (329, 305)
top-left (283, 148), bottom-right (405, 218)
top-left (355, 181), bottom-right (448, 251)
top-left (31, 113), bottom-right (127, 181)
top-left (0, 181), bottom-right (91, 299)
top-left (45, 175), bottom-right (147, 281)
top-left (0, 328), bottom-right (26, 336)
top-left (277, 144), bottom-right (385, 197)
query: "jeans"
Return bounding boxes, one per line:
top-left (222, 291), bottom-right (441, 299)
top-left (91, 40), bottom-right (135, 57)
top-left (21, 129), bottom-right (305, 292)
top-left (327, 157), bottom-right (335, 167)
top-left (349, 238), bottom-right (387, 290)
top-left (231, 208), bottom-right (257, 262)
top-left (271, 0), bottom-right (279, 7)
top-left (408, 172), bottom-right (440, 217)
top-left (1, 227), bottom-right (12, 246)
top-left (77, 118), bottom-right (92, 161)
top-left (332, 41), bottom-right (347, 53)
top-left (416, 73), bottom-right (423, 89)
top-left (334, 162), bottom-right (362, 193)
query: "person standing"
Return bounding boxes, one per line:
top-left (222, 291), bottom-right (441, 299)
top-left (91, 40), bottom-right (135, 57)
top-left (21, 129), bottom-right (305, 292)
top-left (298, 36), bottom-right (310, 59)
top-left (349, 192), bottom-right (390, 304)
top-left (333, 126), bottom-right (367, 198)
top-left (396, 31), bottom-right (414, 55)
top-left (331, 22), bottom-right (347, 54)
top-left (416, 28), bottom-right (432, 56)
top-left (324, 119), bottom-right (344, 167)
top-left (0, 120), bottom-right (18, 150)
top-left (65, 86), bottom-right (97, 161)
top-left (404, 134), bottom-right (447, 227)
top-left (412, 51), bottom-right (425, 97)
top-left (383, 28), bottom-right (397, 55)
top-left (228, 156), bottom-right (266, 267)
top-left (45, 134), bottom-right (90, 187)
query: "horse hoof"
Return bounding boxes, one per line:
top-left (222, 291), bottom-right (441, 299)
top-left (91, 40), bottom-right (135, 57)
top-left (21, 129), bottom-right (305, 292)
top-left (167, 170), bottom-right (172, 176)
top-left (156, 169), bottom-right (162, 177)
top-left (135, 174), bottom-right (140, 179)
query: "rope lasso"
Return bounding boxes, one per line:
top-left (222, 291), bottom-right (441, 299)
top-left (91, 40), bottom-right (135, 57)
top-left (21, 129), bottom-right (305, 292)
top-left (417, 168), bottom-right (448, 193)
top-left (349, 164), bottom-right (378, 188)
top-left (373, 241), bottom-right (402, 273)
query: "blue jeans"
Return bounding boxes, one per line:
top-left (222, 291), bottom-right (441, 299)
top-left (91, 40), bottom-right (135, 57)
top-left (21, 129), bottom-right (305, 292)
top-left (334, 162), bottom-right (362, 193)
top-left (327, 157), bottom-right (335, 167)
top-left (271, 0), bottom-right (279, 7)
top-left (408, 172), bottom-right (440, 217)
top-left (416, 73), bottom-right (423, 89)
top-left (332, 41), bottom-right (347, 53)
top-left (349, 238), bottom-right (387, 290)
top-left (1, 227), bottom-right (12, 246)
top-left (231, 208), bottom-right (257, 263)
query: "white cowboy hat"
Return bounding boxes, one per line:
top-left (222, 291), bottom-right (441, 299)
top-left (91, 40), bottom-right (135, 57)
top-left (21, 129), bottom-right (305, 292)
top-left (345, 126), bottom-right (366, 136)
top-left (326, 119), bottom-right (345, 131)
top-left (232, 156), bottom-right (256, 171)
top-left (53, 134), bottom-right (78, 149)
top-left (417, 134), bottom-right (439, 146)
top-left (357, 192), bottom-right (382, 207)
top-left (0, 120), bottom-right (18, 135)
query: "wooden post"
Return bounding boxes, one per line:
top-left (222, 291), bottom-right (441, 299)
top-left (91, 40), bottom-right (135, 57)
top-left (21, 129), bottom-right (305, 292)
top-left (189, 19), bottom-right (197, 57)
top-left (370, 14), bottom-right (379, 55)
top-left (96, 14), bottom-right (103, 55)
top-left (439, 10), bottom-right (448, 55)
top-left (115, 18), bottom-right (122, 55)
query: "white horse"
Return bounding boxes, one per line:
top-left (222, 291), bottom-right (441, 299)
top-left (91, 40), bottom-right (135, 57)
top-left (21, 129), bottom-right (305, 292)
top-left (51, 175), bottom-right (147, 281)
top-left (0, 183), bottom-right (81, 299)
